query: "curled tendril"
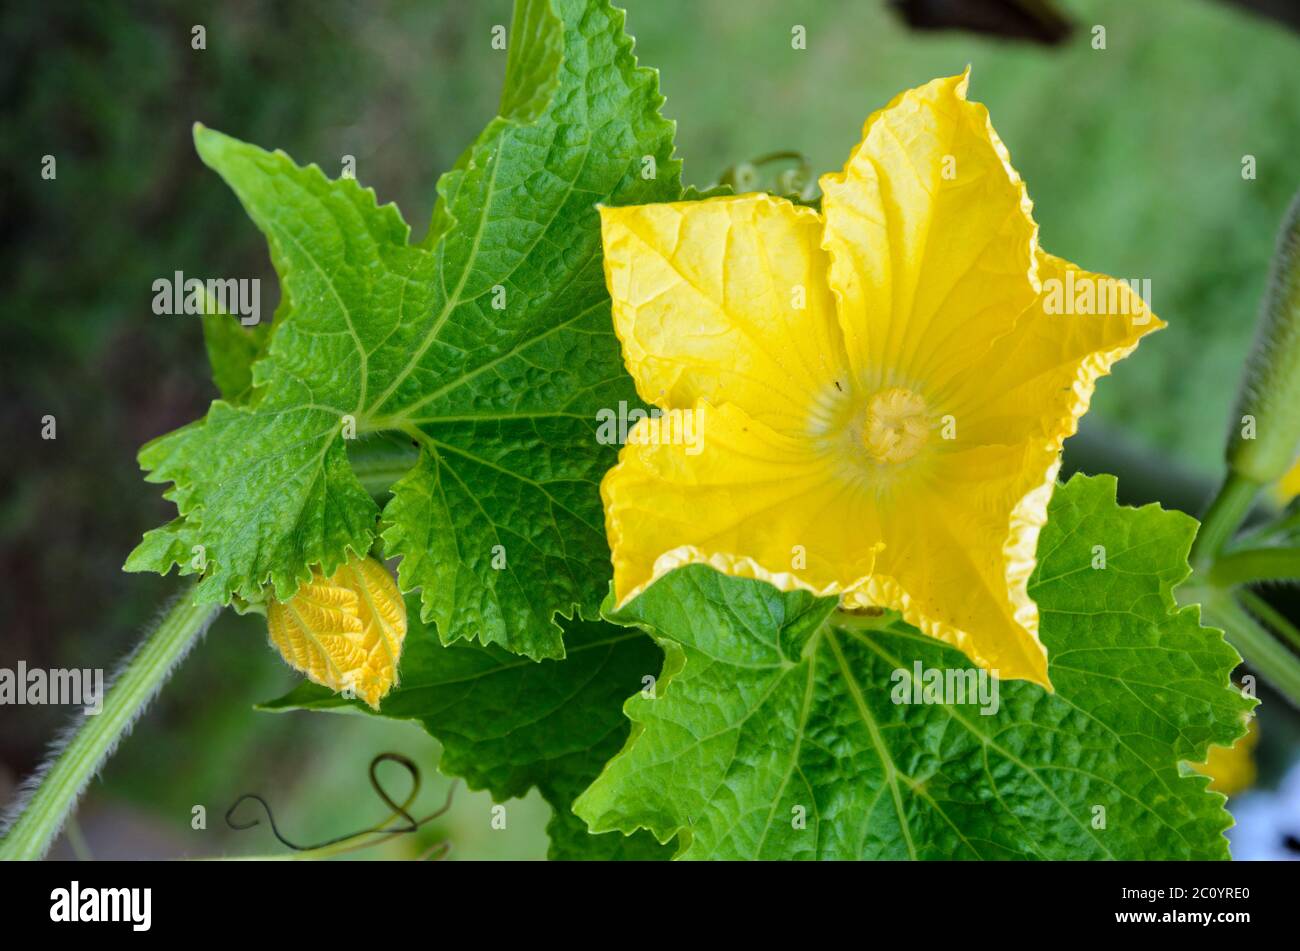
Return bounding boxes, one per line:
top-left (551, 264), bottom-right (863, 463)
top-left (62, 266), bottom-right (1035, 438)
top-left (225, 752), bottom-right (457, 858)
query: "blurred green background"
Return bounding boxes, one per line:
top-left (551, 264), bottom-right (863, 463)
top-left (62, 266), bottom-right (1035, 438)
top-left (2, 0), bottom-right (1299, 859)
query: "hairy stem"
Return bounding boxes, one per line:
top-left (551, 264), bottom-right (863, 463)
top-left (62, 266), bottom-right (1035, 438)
top-left (1191, 473), bottom-right (1261, 569)
top-left (0, 583), bottom-right (218, 860)
top-left (1236, 502), bottom-right (1300, 548)
top-left (1238, 589), bottom-right (1300, 653)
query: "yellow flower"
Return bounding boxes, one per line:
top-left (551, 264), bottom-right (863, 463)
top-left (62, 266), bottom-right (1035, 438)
top-left (599, 72), bottom-right (1162, 687)
top-left (267, 555), bottom-right (406, 708)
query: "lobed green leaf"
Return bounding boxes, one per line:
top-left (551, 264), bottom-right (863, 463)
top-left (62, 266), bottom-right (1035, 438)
top-left (127, 0), bottom-right (682, 659)
top-left (575, 475), bottom-right (1255, 859)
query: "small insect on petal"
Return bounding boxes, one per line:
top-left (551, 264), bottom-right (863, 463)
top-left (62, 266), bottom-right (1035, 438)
top-left (267, 555), bottom-right (407, 709)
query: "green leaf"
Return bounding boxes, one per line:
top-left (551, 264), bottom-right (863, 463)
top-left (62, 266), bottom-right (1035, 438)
top-left (262, 597), bottom-right (673, 861)
top-left (202, 313), bottom-right (268, 403)
top-left (575, 475), bottom-right (1254, 859)
top-left (199, 246), bottom-right (284, 403)
top-left (126, 0), bottom-right (683, 659)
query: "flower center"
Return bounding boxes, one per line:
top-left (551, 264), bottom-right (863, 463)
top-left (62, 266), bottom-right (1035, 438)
top-left (863, 387), bottom-right (929, 464)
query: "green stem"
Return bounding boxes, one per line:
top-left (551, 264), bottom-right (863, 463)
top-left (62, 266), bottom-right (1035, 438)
top-left (1204, 588), bottom-right (1300, 707)
top-left (1237, 502), bottom-right (1300, 547)
top-left (347, 431), bottom-right (420, 497)
top-left (1191, 473), bottom-right (1261, 569)
top-left (1238, 589), bottom-right (1300, 653)
top-left (1208, 546), bottom-right (1300, 586)
top-left (0, 583), bottom-right (218, 860)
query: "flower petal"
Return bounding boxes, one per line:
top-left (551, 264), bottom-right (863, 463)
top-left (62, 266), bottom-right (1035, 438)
top-left (855, 445), bottom-right (1056, 687)
top-left (604, 401), bottom-right (878, 606)
top-left (819, 70), bottom-right (1040, 392)
top-left (941, 250), bottom-right (1164, 447)
top-left (266, 554), bottom-right (407, 708)
top-left (600, 195), bottom-right (851, 437)
top-left (862, 251), bottom-right (1164, 688)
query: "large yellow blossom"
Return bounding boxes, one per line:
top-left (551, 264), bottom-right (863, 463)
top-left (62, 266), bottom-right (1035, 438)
top-left (599, 72), bottom-right (1162, 687)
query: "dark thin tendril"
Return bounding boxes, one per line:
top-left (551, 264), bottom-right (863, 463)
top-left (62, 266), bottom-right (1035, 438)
top-left (225, 752), bottom-right (457, 857)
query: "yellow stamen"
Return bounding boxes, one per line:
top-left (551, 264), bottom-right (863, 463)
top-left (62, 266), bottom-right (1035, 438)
top-left (864, 387), bottom-right (929, 464)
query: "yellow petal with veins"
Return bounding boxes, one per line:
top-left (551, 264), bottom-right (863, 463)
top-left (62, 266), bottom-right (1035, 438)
top-left (855, 251), bottom-right (1164, 684)
top-left (820, 70), bottom-right (1040, 394)
top-left (945, 252), bottom-right (1163, 439)
top-left (604, 401), bottom-right (878, 606)
top-left (267, 555), bottom-right (406, 709)
top-left (600, 194), bottom-right (851, 437)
